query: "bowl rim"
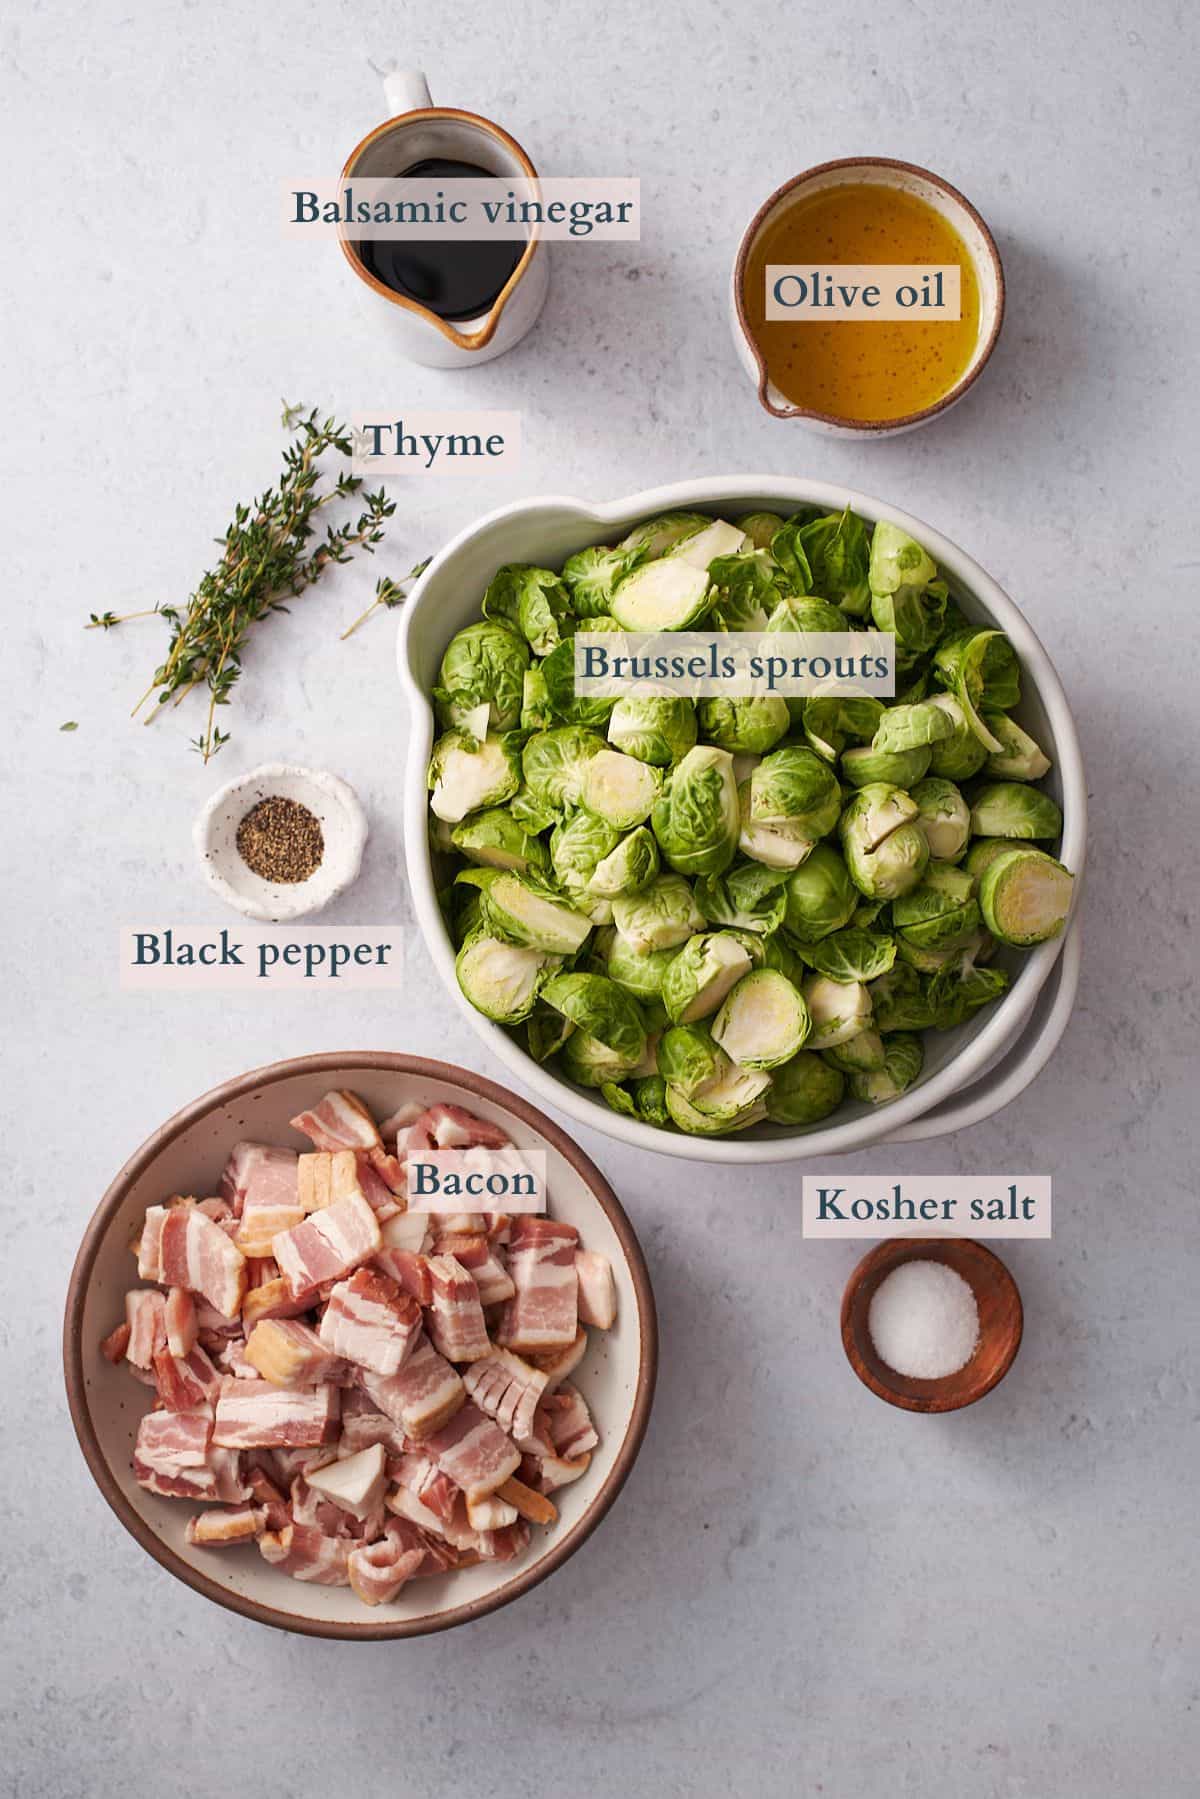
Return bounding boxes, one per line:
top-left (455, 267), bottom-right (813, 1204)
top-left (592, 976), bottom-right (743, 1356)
top-left (730, 155), bottom-right (1006, 430)
top-left (63, 1051), bottom-right (658, 1640)
top-left (397, 475), bottom-right (1087, 1164)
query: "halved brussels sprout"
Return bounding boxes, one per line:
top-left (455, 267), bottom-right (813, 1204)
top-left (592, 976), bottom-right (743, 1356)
top-left (799, 927), bottom-right (897, 984)
top-left (892, 865), bottom-right (981, 951)
top-left (764, 594), bottom-right (847, 635)
top-left (925, 692), bottom-right (989, 780)
top-left (737, 780), bottom-right (815, 870)
top-left (429, 730), bottom-right (521, 824)
top-left (802, 974), bottom-right (873, 1048)
top-left (451, 807), bottom-right (550, 876)
top-left (619, 511), bottom-right (710, 559)
top-left (581, 748), bottom-right (663, 829)
top-left (542, 971), bottom-right (647, 1084)
top-left (783, 845), bottom-right (858, 941)
top-left (435, 620), bottom-right (530, 732)
top-left (822, 1027), bottom-right (887, 1074)
top-left (481, 564), bottom-right (573, 657)
top-left (588, 826), bottom-right (660, 898)
top-left (455, 933), bottom-right (560, 1024)
top-left (610, 558), bottom-right (712, 631)
top-left (849, 1033), bottom-right (924, 1104)
top-left (698, 696), bottom-right (790, 755)
top-left (665, 518), bottom-right (747, 569)
top-left (979, 847), bottom-right (1074, 946)
top-left (612, 873), bottom-right (706, 953)
top-left (872, 701), bottom-right (956, 756)
top-left (549, 808), bottom-right (622, 892)
top-left (910, 777), bottom-right (971, 862)
top-left (749, 747), bottom-right (842, 836)
top-left (657, 1023), bottom-right (729, 1100)
top-left (561, 543), bottom-right (646, 618)
top-left (840, 742), bottom-right (932, 790)
top-left (694, 860), bottom-right (790, 934)
top-left (970, 783), bottom-right (1063, 841)
top-left (651, 745), bottom-right (740, 878)
top-left (963, 837), bottom-right (1017, 887)
top-left (662, 931), bottom-right (754, 1024)
top-left (477, 872), bottom-right (593, 956)
top-left (712, 969), bottom-right (810, 1069)
top-left (840, 784), bottom-right (930, 900)
top-left (982, 713), bottom-right (1052, 782)
top-left (665, 1081), bottom-right (769, 1136)
top-left (521, 727), bottom-right (606, 811)
top-left (765, 1051), bottom-right (845, 1125)
top-left (607, 685), bottom-right (698, 766)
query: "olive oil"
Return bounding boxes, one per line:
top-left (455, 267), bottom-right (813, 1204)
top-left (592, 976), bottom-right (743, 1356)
top-left (742, 183), bottom-right (981, 422)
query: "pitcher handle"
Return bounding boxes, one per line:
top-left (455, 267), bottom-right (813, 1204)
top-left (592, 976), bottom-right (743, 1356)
top-left (382, 69), bottom-right (433, 117)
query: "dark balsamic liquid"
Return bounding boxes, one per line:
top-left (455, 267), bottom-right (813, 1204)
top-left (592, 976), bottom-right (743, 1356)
top-left (358, 158), bottom-right (524, 321)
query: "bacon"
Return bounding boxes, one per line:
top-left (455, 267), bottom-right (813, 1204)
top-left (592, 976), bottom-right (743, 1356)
top-left (272, 1191), bottom-right (381, 1298)
top-left (462, 1344), bottom-right (549, 1453)
top-left (135, 1204), bottom-right (172, 1280)
top-left (133, 1408), bottom-right (216, 1498)
top-left (100, 1321), bottom-right (132, 1364)
top-left (244, 1319), bottom-right (343, 1388)
top-left (153, 1342), bottom-right (222, 1411)
top-left (432, 1233), bottom-right (515, 1306)
top-left (259, 1523), bottom-right (351, 1585)
top-left (212, 1377), bottom-right (340, 1449)
top-left (158, 1205), bottom-right (247, 1319)
top-left (338, 1389), bottom-right (411, 1458)
top-left (164, 1288), bottom-right (198, 1357)
top-left (423, 1401), bottom-right (521, 1503)
top-left (125, 1290), bottom-right (167, 1369)
top-left (241, 1276), bottom-right (314, 1331)
top-left (391, 1453), bottom-right (461, 1526)
top-left (290, 1090), bottom-right (381, 1153)
top-left (245, 1466), bottom-right (290, 1531)
top-left (245, 1256), bottom-right (280, 1288)
top-left (379, 1212), bottom-right (431, 1253)
top-left (527, 1327), bottom-right (588, 1390)
top-left (355, 1151), bottom-right (406, 1216)
top-left (359, 1332), bottom-right (464, 1440)
top-left (347, 1521), bottom-right (428, 1605)
top-left (221, 1142), bottom-right (297, 1221)
top-left (232, 1148), bottom-right (303, 1254)
top-left (466, 1492), bottom-right (519, 1531)
top-left (495, 1217), bottom-right (579, 1354)
top-left (538, 1382), bottom-right (599, 1461)
top-left (373, 1248), bottom-right (433, 1305)
top-left (517, 1447), bottom-right (591, 1494)
top-left (476, 1519), bottom-right (531, 1562)
top-left (378, 1100), bottom-right (427, 1143)
top-left (186, 1505), bottom-right (262, 1546)
top-left (405, 1104), bottom-right (511, 1153)
top-left (425, 1255), bottom-right (490, 1363)
top-left (318, 1268), bottom-right (422, 1377)
top-left (575, 1249), bottom-right (616, 1329)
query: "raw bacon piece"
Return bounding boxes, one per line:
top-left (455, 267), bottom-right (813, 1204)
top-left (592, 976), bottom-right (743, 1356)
top-left (125, 1290), bottom-right (167, 1369)
top-left (272, 1192), bottom-right (381, 1298)
top-left (186, 1506), bottom-right (261, 1546)
top-left (373, 1248), bottom-right (433, 1305)
top-left (359, 1332), bottom-right (464, 1440)
top-left (355, 1152), bottom-right (406, 1216)
top-left (212, 1377), bottom-right (340, 1449)
top-left (425, 1255), bottom-right (490, 1364)
top-left (575, 1249), bottom-right (617, 1329)
top-left (100, 1321), bottom-right (132, 1364)
top-left (259, 1523), bottom-right (350, 1585)
top-left (153, 1342), bottom-right (222, 1411)
top-left (133, 1408), bottom-right (216, 1498)
top-left (347, 1521), bottom-right (428, 1605)
top-left (423, 1401), bottom-right (521, 1503)
top-left (135, 1205), bottom-right (169, 1281)
top-left (159, 1205), bottom-right (247, 1319)
top-left (528, 1327), bottom-right (588, 1390)
top-left (476, 1519), bottom-right (531, 1562)
top-left (244, 1319), bottom-right (343, 1388)
top-left (391, 1453), bottom-right (461, 1527)
top-left (433, 1233), bottom-right (515, 1306)
top-left (318, 1268), bottom-right (422, 1377)
top-left (379, 1212), bottom-right (431, 1253)
top-left (165, 1288), bottom-right (198, 1357)
top-left (405, 1104), bottom-right (511, 1153)
top-left (297, 1152), bottom-right (333, 1214)
top-left (221, 1142), bottom-right (297, 1223)
top-left (208, 1446), bottom-right (252, 1503)
top-left (290, 1091), bottom-right (380, 1153)
top-left (242, 1277), bottom-right (314, 1331)
top-left (466, 1492), bottom-right (519, 1531)
top-left (462, 1344), bottom-right (549, 1453)
top-left (520, 1447), bottom-right (591, 1493)
top-left (234, 1150), bottom-right (303, 1256)
top-left (539, 1382), bottom-right (599, 1461)
top-left (495, 1217), bottom-right (579, 1354)
top-left (245, 1467), bottom-right (290, 1531)
top-left (378, 1100), bottom-right (426, 1143)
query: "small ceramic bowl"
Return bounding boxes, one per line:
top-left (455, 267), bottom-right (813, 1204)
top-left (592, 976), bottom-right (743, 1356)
top-left (840, 1237), bottom-right (1023, 1413)
top-left (64, 1053), bottom-right (657, 1639)
top-left (193, 763), bottom-right (367, 922)
top-left (730, 156), bottom-right (1005, 438)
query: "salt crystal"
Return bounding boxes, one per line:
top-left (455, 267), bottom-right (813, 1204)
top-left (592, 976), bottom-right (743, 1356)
top-left (867, 1259), bottom-right (980, 1380)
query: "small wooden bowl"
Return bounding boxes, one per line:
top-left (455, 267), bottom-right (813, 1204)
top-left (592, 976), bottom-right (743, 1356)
top-left (841, 1238), bottom-right (1023, 1413)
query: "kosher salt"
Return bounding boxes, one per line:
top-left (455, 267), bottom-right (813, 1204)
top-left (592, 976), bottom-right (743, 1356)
top-left (867, 1259), bottom-right (980, 1380)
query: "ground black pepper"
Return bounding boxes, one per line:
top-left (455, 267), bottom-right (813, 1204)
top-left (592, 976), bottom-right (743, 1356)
top-left (236, 796), bottom-right (325, 884)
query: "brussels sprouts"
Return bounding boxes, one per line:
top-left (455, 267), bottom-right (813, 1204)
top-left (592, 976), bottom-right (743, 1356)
top-left (481, 564), bottom-right (573, 656)
top-left (698, 696), bottom-right (790, 755)
top-left (737, 511), bottom-right (786, 551)
top-left (607, 685), bottom-right (698, 767)
top-left (612, 873), bottom-right (706, 953)
top-left (822, 1027), bottom-right (887, 1074)
top-left (868, 520), bottom-right (943, 651)
top-left (521, 727), bottom-right (606, 811)
top-left (665, 1081), bottom-right (769, 1137)
top-left (870, 962), bottom-right (935, 1033)
top-left (452, 807), bottom-right (550, 876)
top-left (610, 559), bottom-right (712, 631)
top-left (430, 814), bottom-right (457, 856)
top-left (581, 748), bottom-right (663, 829)
top-left (436, 620), bottom-right (529, 731)
top-left (521, 666), bottom-right (555, 732)
top-left (429, 730), bottom-right (521, 824)
top-left (600, 1081), bottom-right (638, 1119)
top-left (849, 1032), bottom-right (924, 1104)
top-left (712, 969), bottom-right (811, 1069)
top-left (477, 871), bottom-right (593, 955)
top-left (963, 837), bottom-right (1016, 887)
top-left (979, 847), bottom-right (1074, 946)
top-left (783, 845), bottom-right (858, 941)
top-left (871, 581), bottom-right (948, 655)
top-left (926, 959), bottom-right (1010, 1029)
top-left (694, 860), bottom-right (791, 934)
top-left (540, 631), bottom-right (615, 730)
top-left (749, 747), bottom-right (841, 836)
top-left (455, 933), bottom-right (559, 1024)
top-left (651, 745), bottom-right (740, 878)
top-left (661, 931), bottom-right (754, 1024)
top-left (983, 713), bottom-right (1052, 782)
top-left (892, 865), bottom-right (981, 951)
top-left (925, 693), bottom-right (989, 780)
top-left (840, 784), bottom-right (930, 900)
top-left (800, 927), bottom-right (897, 984)
top-left (792, 506), bottom-right (872, 616)
top-left (561, 543), bottom-right (646, 617)
top-left (673, 1056), bottom-right (772, 1124)
top-left (632, 1075), bottom-right (670, 1125)
top-left (588, 826), bottom-right (660, 898)
top-left (802, 974), bottom-right (873, 1048)
top-left (737, 781), bottom-right (815, 870)
top-left (765, 1051), bottom-right (845, 1125)
top-left (665, 518), bottom-right (748, 569)
top-left (619, 511), bottom-right (710, 559)
top-left (802, 691), bottom-right (885, 763)
top-left (872, 701), bottom-right (956, 756)
top-left (528, 1003), bottom-right (574, 1062)
top-left (549, 808), bottom-right (622, 892)
top-left (869, 518), bottom-right (937, 601)
top-left (604, 928), bottom-right (679, 1001)
top-left (543, 972), bottom-right (647, 1084)
top-left (933, 627), bottom-right (1020, 750)
top-left (509, 791), bottom-right (558, 834)
top-left (910, 777), bottom-right (971, 862)
top-left (764, 594), bottom-right (847, 635)
top-left (970, 783), bottom-right (1063, 841)
top-left (657, 1023), bottom-right (729, 1099)
top-left (840, 742), bottom-right (932, 789)
top-left (706, 550), bottom-right (779, 631)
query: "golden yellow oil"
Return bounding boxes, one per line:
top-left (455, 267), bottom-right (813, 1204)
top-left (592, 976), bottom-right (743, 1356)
top-left (742, 183), bottom-right (982, 422)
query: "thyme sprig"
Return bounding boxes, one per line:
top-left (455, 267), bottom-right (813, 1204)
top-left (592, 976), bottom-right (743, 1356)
top-left (88, 403), bottom-right (420, 761)
top-left (341, 558), bottom-right (432, 639)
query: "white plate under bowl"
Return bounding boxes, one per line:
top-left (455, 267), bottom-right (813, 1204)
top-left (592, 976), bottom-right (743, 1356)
top-left (65, 1054), bottom-right (657, 1639)
top-left (397, 477), bottom-right (1087, 1164)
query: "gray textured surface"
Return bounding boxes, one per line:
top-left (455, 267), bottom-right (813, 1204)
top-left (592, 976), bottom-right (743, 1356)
top-left (3, 1), bottom-right (1198, 1794)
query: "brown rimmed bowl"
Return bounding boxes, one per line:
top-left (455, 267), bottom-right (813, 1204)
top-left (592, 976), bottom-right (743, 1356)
top-left (840, 1237), bottom-right (1023, 1412)
top-left (64, 1053), bottom-right (657, 1639)
top-left (730, 156), bottom-right (1006, 438)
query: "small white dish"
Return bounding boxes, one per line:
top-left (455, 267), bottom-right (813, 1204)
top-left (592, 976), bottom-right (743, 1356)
top-left (193, 763), bottom-right (367, 922)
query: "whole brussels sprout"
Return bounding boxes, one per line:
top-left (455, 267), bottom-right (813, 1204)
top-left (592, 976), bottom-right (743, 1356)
top-left (765, 1050), bottom-right (846, 1125)
top-left (697, 696), bottom-right (790, 755)
top-left (694, 859), bottom-right (791, 934)
top-left (481, 564), bottom-right (573, 657)
top-left (800, 927), bottom-right (897, 984)
top-left (607, 685), bottom-right (698, 767)
top-left (783, 845), bottom-right (858, 942)
top-left (651, 745), bottom-right (740, 878)
top-left (764, 594), bottom-right (847, 636)
top-left (542, 972), bottom-right (647, 1084)
top-left (706, 550), bottom-right (779, 631)
top-left (736, 510), bottom-right (786, 551)
top-left (872, 701), bottom-right (956, 756)
top-left (802, 690), bottom-right (884, 762)
top-left (604, 929), bottom-right (679, 1002)
top-left (892, 865), bottom-right (981, 952)
top-left (839, 784), bottom-right (930, 900)
top-left (749, 747), bottom-right (841, 835)
top-left (970, 783), bottom-right (1063, 841)
top-left (436, 620), bottom-right (529, 731)
top-left (840, 742), bottom-right (932, 789)
top-left (657, 1023), bottom-right (729, 1100)
top-left (540, 632), bottom-right (616, 730)
top-left (822, 1027), bottom-right (887, 1074)
top-left (612, 873), bottom-right (706, 954)
top-left (869, 961), bottom-right (934, 1032)
top-left (792, 506), bottom-right (872, 616)
top-left (521, 727), bottom-right (606, 812)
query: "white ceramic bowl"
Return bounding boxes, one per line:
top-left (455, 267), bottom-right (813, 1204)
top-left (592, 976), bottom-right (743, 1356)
top-left (398, 479), bottom-right (1086, 1164)
top-left (194, 763), bottom-right (367, 922)
top-left (65, 1054), bottom-right (657, 1639)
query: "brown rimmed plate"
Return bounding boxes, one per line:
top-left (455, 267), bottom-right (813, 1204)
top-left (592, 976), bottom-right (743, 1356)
top-left (64, 1053), bottom-right (657, 1638)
